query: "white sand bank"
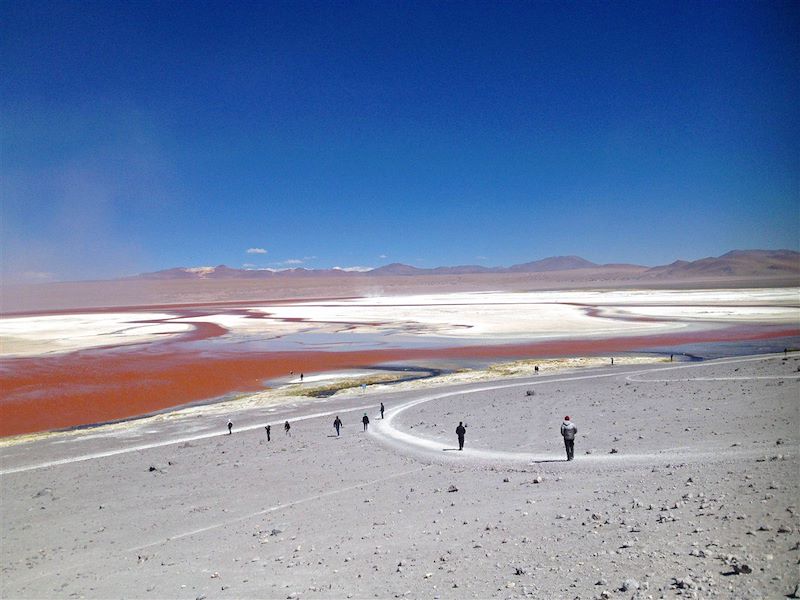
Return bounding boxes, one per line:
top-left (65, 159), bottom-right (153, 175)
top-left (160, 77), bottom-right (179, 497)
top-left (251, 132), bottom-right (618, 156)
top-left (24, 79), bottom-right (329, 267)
top-left (3, 288), bottom-right (797, 357)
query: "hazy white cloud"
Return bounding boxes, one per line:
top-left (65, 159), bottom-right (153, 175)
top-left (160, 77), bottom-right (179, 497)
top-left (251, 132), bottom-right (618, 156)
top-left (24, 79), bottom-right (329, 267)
top-left (21, 271), bottom-right (56, 282)
top-left (281, 259), bottom-right (304, 265)
top-left (333, 265), bottom-right (373, 272)
top-left (378, 254), bottom-right (387, 259)
top-left (476, 255), bottom-right (488, 261)
top-left (246, 247), bottom-right (267, 254)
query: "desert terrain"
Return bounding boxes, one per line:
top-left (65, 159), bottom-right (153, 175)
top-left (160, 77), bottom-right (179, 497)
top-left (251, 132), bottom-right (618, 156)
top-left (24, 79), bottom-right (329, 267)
top-left (1, 353), bottom-right (798, 599)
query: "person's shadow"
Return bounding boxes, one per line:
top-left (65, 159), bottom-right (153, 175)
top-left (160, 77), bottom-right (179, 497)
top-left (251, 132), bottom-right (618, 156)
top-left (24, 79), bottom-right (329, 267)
top-left (442, 448), bottom-right (462, 451)
top-left (529, 459), bottom-right (566, 464)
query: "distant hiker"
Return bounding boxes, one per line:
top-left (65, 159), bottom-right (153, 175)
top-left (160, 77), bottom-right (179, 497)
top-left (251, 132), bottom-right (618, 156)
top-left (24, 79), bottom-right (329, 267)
top-left (610, 357), bottom-right (614, 365)
top-left (333, 416), bottom-right (342, 436)
top-left (456, 421), bottom-right (467, 451)
top-left (534, 365), bottom-right (539, 373)
top-left (300, 373), bottom-right (304, 382)
top-left (265, 425), bottom-right (271, 441)
top-left (785, 348), bottom-right (788, 357)
top-left (561, 416), bottom-right (578, 461)
top-left (670, 354), bottom-right (674, 362)
top-left (227, 419), bottom-right (233, 435)
top-left (380, 402), bottom-right (385, 419)
top-left (284, 421), bottom-right (291, 436)
top-left (362, 413), bottom-right (369, 431)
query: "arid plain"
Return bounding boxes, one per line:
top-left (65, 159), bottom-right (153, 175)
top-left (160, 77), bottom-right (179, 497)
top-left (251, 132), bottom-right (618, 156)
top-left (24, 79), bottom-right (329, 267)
top-left (1, 273), bottom-right (799, 599)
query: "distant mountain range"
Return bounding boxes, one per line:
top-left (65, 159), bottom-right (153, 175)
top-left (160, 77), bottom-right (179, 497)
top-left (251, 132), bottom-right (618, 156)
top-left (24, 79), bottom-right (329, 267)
top-left (130, 250), bottom-right (800, 281)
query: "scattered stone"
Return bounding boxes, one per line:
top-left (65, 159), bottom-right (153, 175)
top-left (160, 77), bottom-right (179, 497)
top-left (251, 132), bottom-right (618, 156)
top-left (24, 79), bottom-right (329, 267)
top-left (447, 485), bottom-right (458, 493)
top-left (609, 448), bottom-right (619, 454)
top-left (620, 578), bottom-right (639, 592)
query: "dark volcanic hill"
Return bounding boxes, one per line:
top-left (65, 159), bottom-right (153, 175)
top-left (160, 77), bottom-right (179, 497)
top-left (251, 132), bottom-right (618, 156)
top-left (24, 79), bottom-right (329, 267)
top-left (129, 250), bottom-right (799, 281)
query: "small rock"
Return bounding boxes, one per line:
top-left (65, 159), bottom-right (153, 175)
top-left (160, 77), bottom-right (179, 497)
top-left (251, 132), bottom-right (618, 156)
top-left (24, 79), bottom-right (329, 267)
top-left (447, 485), bottom-right (458, 493)
top-left (621, 578), bottom-right (640, 591)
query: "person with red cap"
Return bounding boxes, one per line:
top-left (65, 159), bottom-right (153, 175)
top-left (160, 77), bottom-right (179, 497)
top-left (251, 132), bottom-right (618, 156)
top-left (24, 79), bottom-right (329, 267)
top-left (560, 416), bottom-right (578, 461)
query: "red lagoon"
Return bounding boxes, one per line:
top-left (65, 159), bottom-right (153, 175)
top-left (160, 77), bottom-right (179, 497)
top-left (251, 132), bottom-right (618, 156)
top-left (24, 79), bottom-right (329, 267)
top-left (1, 323), bottom-right (796, 437)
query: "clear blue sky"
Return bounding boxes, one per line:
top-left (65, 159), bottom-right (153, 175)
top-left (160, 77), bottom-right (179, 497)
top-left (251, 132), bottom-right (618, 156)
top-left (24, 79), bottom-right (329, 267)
top-left (2, 0), bottom-right (798, 281)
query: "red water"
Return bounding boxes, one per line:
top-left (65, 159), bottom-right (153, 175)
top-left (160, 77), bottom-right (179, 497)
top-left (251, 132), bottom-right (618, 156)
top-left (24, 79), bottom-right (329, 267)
top-left (1, 316), bottom-right (796, 437)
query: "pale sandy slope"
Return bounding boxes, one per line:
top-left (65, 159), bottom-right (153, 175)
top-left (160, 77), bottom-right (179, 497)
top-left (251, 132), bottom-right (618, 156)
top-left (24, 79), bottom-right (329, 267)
top-left (1, 355), bottom-right (798, 599)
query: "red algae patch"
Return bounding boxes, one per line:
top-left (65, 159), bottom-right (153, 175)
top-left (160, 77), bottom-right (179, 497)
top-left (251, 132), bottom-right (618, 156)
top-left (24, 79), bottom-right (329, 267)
top-left (0, 324), bottom-right (796, 437)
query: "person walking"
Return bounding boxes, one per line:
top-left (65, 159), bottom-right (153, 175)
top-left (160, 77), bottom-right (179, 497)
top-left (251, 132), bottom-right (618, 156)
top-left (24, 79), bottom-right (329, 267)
top-left (227, 419), bottom-right (233, 435)
top-left (362, 413), bottom-right (369, 432)
top-left (265, 424), bottom-right (271, 441)
top-left (333, 416), bottom-right (342, 436)
top-left (456, 421), bottom-right (467, 450)
top-left (380, 403), bottom-right (385, 419)
top-left (284, 420), bottom-right (291, 436)
top-left (560, 416), bottom-right (578, 461)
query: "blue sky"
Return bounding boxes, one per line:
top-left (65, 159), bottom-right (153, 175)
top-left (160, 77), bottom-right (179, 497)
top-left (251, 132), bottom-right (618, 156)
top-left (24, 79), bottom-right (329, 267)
top-left (2, 0), bottom-right (798, 281)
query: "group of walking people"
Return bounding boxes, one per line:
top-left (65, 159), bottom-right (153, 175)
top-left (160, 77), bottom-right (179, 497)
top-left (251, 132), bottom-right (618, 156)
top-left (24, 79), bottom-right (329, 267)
top-left (452, 416), bottom-right (577, 460)
top-left (333, 402), bottom-right (384, 435)
top-left (228, 402), bottom-right (580, 462)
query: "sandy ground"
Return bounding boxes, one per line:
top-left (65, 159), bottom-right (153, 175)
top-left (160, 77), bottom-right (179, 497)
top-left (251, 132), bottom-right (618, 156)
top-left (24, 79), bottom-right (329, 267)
top-left (1, 354), bottom-right (798, 599)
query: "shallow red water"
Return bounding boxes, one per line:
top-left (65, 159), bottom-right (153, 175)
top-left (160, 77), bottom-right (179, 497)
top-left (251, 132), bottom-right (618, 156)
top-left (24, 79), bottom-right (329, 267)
top-left (1, 320), bottom-right (796, 437)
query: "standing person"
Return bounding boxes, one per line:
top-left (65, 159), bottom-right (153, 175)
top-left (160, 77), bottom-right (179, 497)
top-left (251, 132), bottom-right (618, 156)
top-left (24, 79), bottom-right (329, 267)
top-left (560, 416), bottom-right (578, 461)
top-left (300, 373), bottom-right (304, 382)
top-left (455, 421), bottom-right (467, 451)
top-left (284, 421), bottom-right (291, 436)
top-left (265, 425), bottom-right (271, 441)
top-left (380, 403), bottom-right (385, 419)
top-left (333, 416), bottom-right (342, 436)
top-left (610, 357), bottom-right (614, 365)
top-left (227, 419), bottom-right (233, 435)
top-left (362, 413), bottom-right (369, 431)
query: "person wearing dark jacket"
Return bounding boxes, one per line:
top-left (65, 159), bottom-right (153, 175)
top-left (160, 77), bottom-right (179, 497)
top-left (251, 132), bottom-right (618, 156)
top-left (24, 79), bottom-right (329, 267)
top-left (560, 416), bottom-right (578, 461)
top-left (333, 416), bottom-right (342, 436)
top-left (362, 413), bottom-right (369, 431)
top-left (456, 422), bottom-right (467, 450)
